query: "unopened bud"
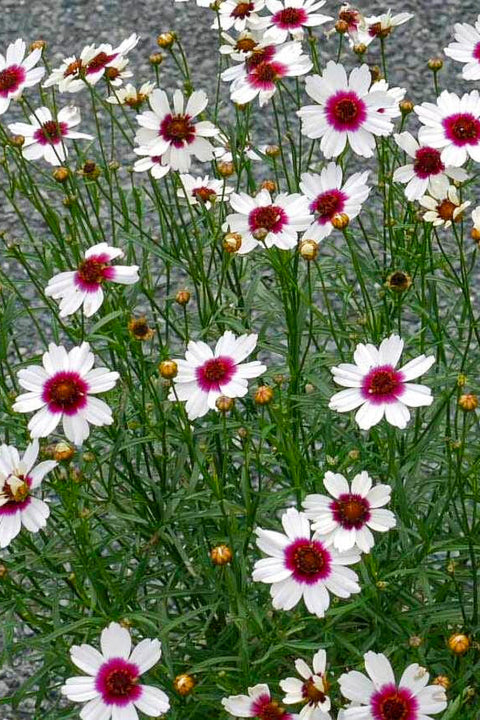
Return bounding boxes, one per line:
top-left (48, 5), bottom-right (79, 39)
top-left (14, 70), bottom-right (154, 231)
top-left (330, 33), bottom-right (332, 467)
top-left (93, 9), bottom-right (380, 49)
top-left (0, 563), bottom-right (7, 579)
top-left (459, 393), bottom-right (478, 412)
top-left (448, 633), bottom-right (470, 655)
top-left (149, 52), bottom-right (164, 66)
top-left (370, 65), bottom-right (382, 83)
top-left (376, 580), bottom-right (388, 590)
top-left (265, 144), bottom-right (281, 157)
top-left (223, 232), bottom-right (242, 253)
top-left (173, 673), bottom-right (196, 696)
top-left (157, 32), bottom-right (176, 48)
top-left (471, 227), bottom-right (480, 242)
top-left (299, 239), bottom-right (319, 261)
top-left (260, 180), bottom-right (276, 193)
top-left (428, 57), bottom-right (443, 71)
top-left (254, 385), bottom-right (273, 405)
top-left (30, 40), bottom-right (47, 52)
top-left (433, 676), bottom-right (450, 690)
top-left (399, 99), bottom-right (414, 115)
top-left (335, 19), bottom-right (349, 34)
top-left (53, 442), bottom-right (75, 462)
top-left (210, 544), bottom-right (233, 565)
top-left (353, 43), bottom-right (367, 55)
top-left (238, 427), bottom-right (248, 439)
top-left (217, 160), bottom-right (235, 177)
top-left (53, 167), bottom-right (69, 183)
top-left (331, 213), bottom-right (350, 230)
top-left (252, 227), bottom-right (268, 241)
top-left (215, 395), bottom-right (234, 412)
top-left (10, 134), bottom-right (25, 147)
top-left (348, 448), bottom-right (360, 460)
top-left (175, 289), bottom-right (191, 306)
top-left (457, 374), bottom-right (467, 387)
top-left (409, 636), bottom-right (423, 648)
top-left (159, 360), bottom-right (178, 379)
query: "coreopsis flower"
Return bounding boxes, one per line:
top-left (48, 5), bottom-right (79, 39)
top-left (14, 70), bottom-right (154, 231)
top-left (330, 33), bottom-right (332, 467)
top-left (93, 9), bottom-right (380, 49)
top-left (43, 34), bottom-right (139, 93)
top-left (358, 10), bottom-right (414, 46)
top-left (299, 163), bottom-right (370, 241)
top-left (45, 243), bottom-right (139, 318)
top-left (419, 184), bottom-right (471, 228)
top-left (370, 79), bottom-right (405, 118)
top-left (133, 146), bottom-right (170, 179)
top-left (169, 331), bottom-right (266, 420)
top-left (8, 106), bottom-right (92, 165)
top-left (0, 440), bottom-right (56, 548)
top-left (253, 508), bottom-right (361, 618)
top-left (177, 174), bottom-right (233, 208)
top-left (222, 684), bottom-right (297, 719)
top-left (471, 206), bottom-right (480, 240)
top-left (280, 649), bottom-right (332, 720)
top-left (444, 16), bottom-right (480, 81)
top-left (337, 3), bottom-right (365, 42)
top-left (135, 88), bottom-right (219, 172)
top-left (393, 131), bottom-right (469, 201)
top-left (61, 621), bottom-right (170, 719)
top-left (303, 471), bottom-right (396, 553)
top-left (257, 0), bottom-right (332, 44)
top-left (297, 62), bottom-right (396, 159)
top-left (329, 335), bottom-right (435, 431)
top-left (212, 0), bottom-right (266, 32)
top-left (225, 188), bottom-right (313, 253)
top-left (13, 342), bottom-right (119, 445)
top-left (219, 30), bottom-right (264, 61)
top-left (107, 81), bottom-right (155, 108)
top-left (339, 652), bottom-right (447, 720)
top-left (415, 90), bottom-right (480, 166)
top-left (222, 42), bottom-right (312, 107)
top-left (0, 38), bottom-right (45, 114)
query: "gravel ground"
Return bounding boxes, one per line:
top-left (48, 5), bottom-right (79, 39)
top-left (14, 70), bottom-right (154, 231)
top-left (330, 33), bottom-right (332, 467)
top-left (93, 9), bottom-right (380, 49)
top-left (0, 0), bottom-right (477, 717)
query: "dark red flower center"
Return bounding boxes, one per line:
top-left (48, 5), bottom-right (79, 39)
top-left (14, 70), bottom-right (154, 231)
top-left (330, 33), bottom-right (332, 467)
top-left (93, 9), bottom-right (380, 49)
top-left (42, 371), bottom-right (89, 415)
top-left (246, 46), bottom-right (276, 71)
top-left (339, 9), bottom-right (360, 30)
top-left (331, 493), bottom-right (370, 529)
top-left (74, 253), bottom-right (114, 291)
top-left (252, 695), bottom-right (289, 720)
top-left (371, 685), bottom-right (418, 720)
top-left (64, 59), bottom-right (82, 77)
top-left (361, 365), bottom-right (404, 404)
top-left (250, 60), bottom-right (285, 84)
top-left (302, 677), bottom-right (329, 705)
top-left (85, 51), bottom-right (117, 75)
top-left (325, 91), bottom-right (367, 131)
top-left (413, 147), bottom-right (444, 178)
top-left (0, 65), bottom-right (26, 95)
top-left (196, 356), bottom-right (236, 391)
top-left (285, 538), bottom-right (331, 583)
top-left (312, 190), bottom-right (346, 223)
top-left (192, 186), bottom-right (217, 203)
top-left (160, 113), bottom-right (196, 148)
top-left (368, 22), bottom-right (392, 39)
top-left (443, 112), bottom-right (480, 146)
top-left (33, 120), bottom-right (68, 146)
top-left (96, 658), bottom-right (142, 706)
top-left (231, 1), bottom-right (255, 18)
top-left (273, 7), bottom-right (308, 28)
top-left (249, 204), bottom-right (287, 234)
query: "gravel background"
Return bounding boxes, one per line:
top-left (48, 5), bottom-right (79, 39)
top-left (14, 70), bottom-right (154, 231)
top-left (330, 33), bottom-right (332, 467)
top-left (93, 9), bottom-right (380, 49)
top-left (0, 0), bottom-right (478, 718)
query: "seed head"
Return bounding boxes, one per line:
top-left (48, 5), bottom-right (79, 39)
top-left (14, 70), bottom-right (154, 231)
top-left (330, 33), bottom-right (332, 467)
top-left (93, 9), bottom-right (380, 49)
top-left (386, 270), bottom-right (412, 293)
top-left (159, 360), bottom-right (178, 380)
top-left (80, 161), bottom-right (101, 180)
top-left (210, 544), bottom-right (233, 565)
top-left (448, 633), bottom-right (470, 655)
top-left (128, 316), bottom-right (155, 341)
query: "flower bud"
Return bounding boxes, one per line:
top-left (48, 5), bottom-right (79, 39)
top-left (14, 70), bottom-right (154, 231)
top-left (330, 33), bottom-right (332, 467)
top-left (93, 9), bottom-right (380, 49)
top-left (376, 580), bottom-right (388, 590)
top-left (370, 65), bottom-right (382, 83)
top-left (80, 161), bottom-right (101, 180)
top-left (448, 633), bottom-right (470, 655)
top-left (408, 636), bottom-right (422, 648)
top-left (238, 427), bottom-right (248, 439)
top-left (252, 227), bottom-right (268, 241)
top-left (471, 227), bottom-right (480, 242)
top-left (159, 360), bottom-right (178, 379)
top-left (53, 167), bottom-right (69, 183)
top-left (348, 448), bottom-right (360, 460)
top-left (215, 395), bottom-right (234, 412)
top-left (459, 393), bottom-right (478, 412)
top-left (210, 544), bottom-right (233, 565)
top-left (335, 19), bottom-right (349, 34)
top-left (331, 213), bottom-right (350, 230)
top-left (0, 563), bottom-right (7, 579)
top-left (53, 442), bottom-right (75, 462)
top-left (175, 289), bottom-right (191, 306)
top-left (353, 43), bottom-right (367, 55)
top-left (10, 134), bottom-right (25, 147)
top-left (30, 40), bottom-right (47, 52)
top-left (399, 99), bottom-right (414, 115)
top-left (428, 57), bottom-right (443, 71)
top-left (265, 144), bottom-right (281, 157)
top-left (386, 270), bottom-right (412, 293)
top-left (149, 52), bottom-right (164, 66)
top-left (457, 374), bottom-right (467, 387)
top-left (173, 673), bottom-right (196, 696)
top-left (217, 160), bottom-right (235, 177)
top-left (223, 232), bottom-right (242, 254)
top-left (433, 676), bottom-right (450, 690)
top-left (254, 385), bottom-right (273, 405)
top-left (260, 180), bottom-right (276, 193)
top-left (157, 32), bottom-right (176, 48)
top-left (299, 239), bottom-right (319, 261)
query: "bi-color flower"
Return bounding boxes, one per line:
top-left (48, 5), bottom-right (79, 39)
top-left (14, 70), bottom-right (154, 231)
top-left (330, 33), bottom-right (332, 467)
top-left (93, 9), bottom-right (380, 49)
top-left (280, 649), bottom-right (332, 720)
top-left (0, 38), bottom-right (45, 114)
top-left (222, 684), bottom-right (297, 720)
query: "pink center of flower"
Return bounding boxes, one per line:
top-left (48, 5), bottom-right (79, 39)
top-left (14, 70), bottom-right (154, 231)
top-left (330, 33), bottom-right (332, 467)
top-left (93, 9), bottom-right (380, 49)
top-left (246, 46), bottom-right (276, 71)
top-left (42, 371), bottom-right (89, 415)
top-left (361, 364), bottom-right (405, 404)
top-left (0, 65), bottom-right (26, 96)
top-left (85, 51), bottom-right (117, 76)
top-left (95, 658), bottom-right (142, 707)
top-left (368, 22), bottom-right (391, 39)
top-left (443, 112), bottom-right (480, 147)
top-left (192, 186), bottom-right (217, 203)
top-left (371, 684), bottom-right (419, 720)
top-left (272, 6), bottom-right (308, 29)
top-left (74, 253), bottom-right (115, 292)
top-left (311, 190), bottom-right (347, 224)
top-left (249, 60), bottom-right (287, 88)
top-left (331, 493), bottom-right (371, 529)
top-left (33, 120), bottom-right (68, 146)
top-left (0, 475), bottom-right (32, 516)
top-left (413, 147), bottom-right (444, 178)
top-left (196, 356), bottom-right (236, 391)
top-left (249, 205), bottom-right (287, 234)
top-left (285, 538), bottom-right (331, 584)
top-left (252, 694), bottom-right (291, 720)
top-left (325, 91), bottom-right (367, 131)
top-left (231, 1), bottom-right (255, 18)
top-left (160, 113), bottom-right (196, 148)
top-left (473, 42), bottom-right (480, 62)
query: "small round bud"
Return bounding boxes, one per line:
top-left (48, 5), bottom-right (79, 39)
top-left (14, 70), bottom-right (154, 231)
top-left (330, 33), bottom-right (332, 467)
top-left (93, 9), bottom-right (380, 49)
top-left (53, 442), bottom-right (75, 462)
top-left (409, 636), bottom-right (423, 648)
top-left (331, 213), bottom-right (350, 230)
top-left (173, 673), bottom-right (196, 696)
top-left (252, 227), bottom-right (268, 241)
top-left (217, 160), bottom-right (235, 177)
top-left (10, 134), bottom-right (25, 147)
top-left (433, 676), bottom-right (450, 690)
top-left (399, 99), bottom-right (414, 115)
top-left (109, 160), bottom-right (120, 171)
top-left (459, 393), bottom-right (478, 412)
top-left (120, 618), bottom-right (132, 629)
top-left (428, 57), bottom-right (443, 71)
top-left (0, 563), bottom-right (7, 579)
top-left (63, 194), bottom-right (77, 207)
top-left (353, 43), bottom-right (367, 55)
top-left (254, 385), bottom-right (273, 405)
top-left (215, 395), bottom-right (234, 413)
top-left (471, 227), bottom-right (480, 242)
top-left (175, 290), bottom-right (191, 306)
top-left (157, 32), bottom-right (176, 48)
top-left (273, 374), bottom-right (285, 385)
top-left (53, 167), bottom-right (69, 183)
top-left (299, 239), bottom-right (319, 261)
top-left (237, 427), bottom-right (248, 439)
top-left (348, 448), bottom-right (360, 460)
top-left (448, 633), bottom-right (470, 655)
top-left (260, 180), bottom-right (276, 193)
top-left (80, 161), bottom-right (101, 180)
top-left (159, 360), bottom-right (178, 379)
top-left (265, 144), bottom-right (281, 157)
top-left (386, 270), bottom-right (412, 293)
top-left (30, 40), bottom-right (47, 52)
top-left (446, 560), bottom-right (456, 574)
top-left (82, 452), bottom-right (95, 462)
top-left (376, 580), bottom-right (388, 590)
top-left (370, 65), bottom-right (383, 83)
top-left (210, 544), bottom-right (233, 566)
top-left (149, 52), bottom-right (164, 66)
top-left (223, 232), bottom-right (242, 254)
top-left (457, 374), bottom-right (467, 387)
top-left (335, 19), bottom-right (349, 34)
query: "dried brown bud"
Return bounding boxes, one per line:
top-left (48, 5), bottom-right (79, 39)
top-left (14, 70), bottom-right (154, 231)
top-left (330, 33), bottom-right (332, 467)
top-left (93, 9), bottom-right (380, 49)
top-left (128, 316), bottom-right (155, 341)
top-left (175, 289), bottom-right (191, 306)
top-left (159, 360), bottom-right (178, 379)
top-left (335, 19), bottom-right (349, 34)
top-left (254, 385), bottom-right (273, 405)
top-left (53, 442), bottom-right (75, 462)
top-left (331, 213), bottom-right (350, 230)
top-left (157, 32), bottom-right (176, 48)
top-left (149, 52), bottom-right (164, 66)
top-left (386, 270), bottom-right (412, 293)
top-left (458, 393), bottom-right (478, 411)
top-left (210, 544), bottom-right (233, 566)
top-left (448, 633), bottom-right (470, 655)
top-left (215, 395), bottom-right (234, 413)
top-left (80, 161), bottom-right (101, 180)
top-left (173, 673), bottom-right (196, 696)
top-left (53, 167), bottom-right (69, 183)
top-left (223, 232), bottom-right (242, 254)
top-left (299, 239), bottom-right (319, 261)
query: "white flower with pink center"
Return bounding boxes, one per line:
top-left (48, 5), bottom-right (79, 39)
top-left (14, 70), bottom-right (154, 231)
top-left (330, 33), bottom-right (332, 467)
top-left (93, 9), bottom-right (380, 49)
top-left (253, 508), bottom-right (361, 618)
top-left (8, 106), bottom-right (92, 166)
top-left (354, 10), bottom-right (414, 47)
top-left (222, 683), bottom-right (299, 720)
top-left (444, 16), bottom-right (480, 81)
top-left (339, 652), bottom-right (447, 720)
top-left (225, 188), bottom-right (313, 253)
top-left (415, 89), bottom-right (480, 167)
top-left (419, 183), bottom-right (471, 228)
top-left (61, 621), bottom-right (170, 720)
top-left (0, 440), bottom-right (56, 549)
top-left (303, 471), bottom-right (396, 553)
top-left (177, 173), bottom-right (233, 209)
top-left (393, 131), bottom-right (469, 201)
top-left (222, 42), bottom-right (312, 107)
top-left (297, 62), bottom-right (396, 159)
top-left (43, 34), bottom-right (139, 93)
top-left (329, 335), bottom-right (435, 431)
top-left (45, 243), bottom-right (139, 318)
top-left (13, 342), bottom-right (119, 445)
top-left (133, 146), bottom-right (170, 179)
top-left (256, 0), bottom-right (332, 44)
top-left (212, 0), bottom-right (266, 32)
top-left (135, 88), bottom-right (219, 172)
top-left (0, 38), bottom-right (45, 114)
top-left (169, 331), bottom-right (266, 420)
top-left (280, 649), bottom-right (332, 720)
top-left (300, 163), bottom-right (370, 241)
top-left (219, 30), bottom-right (265, 61)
